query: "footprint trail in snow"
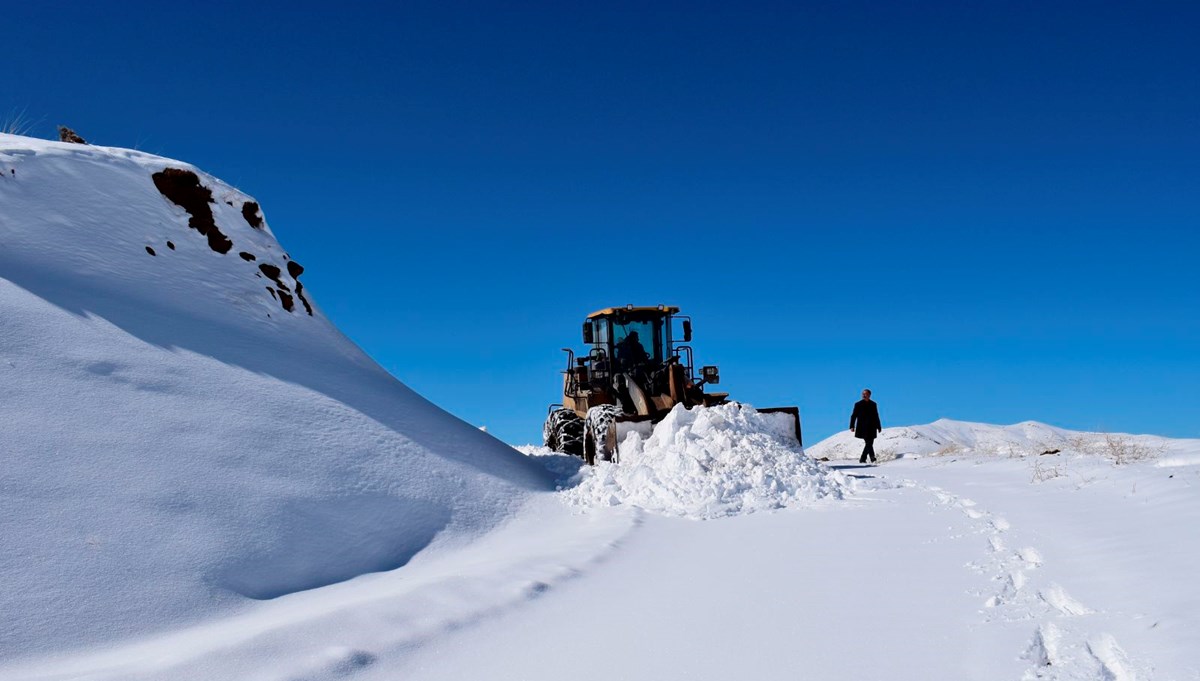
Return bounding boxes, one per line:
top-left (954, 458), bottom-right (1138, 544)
top-left (894, 474), bottom-right (1149, 680)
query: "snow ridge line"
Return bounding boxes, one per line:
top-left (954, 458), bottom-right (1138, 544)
top-left (903, 481), bottom-right (1148, 680)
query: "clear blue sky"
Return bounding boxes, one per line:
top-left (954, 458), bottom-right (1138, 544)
top-left (5, 1), bottom-right (1198, 444)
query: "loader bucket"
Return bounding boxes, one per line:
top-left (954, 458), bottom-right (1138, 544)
top-left (753, 406), bottom-right (803, 447)
top-left (614, 412), bottom-right (662, 438)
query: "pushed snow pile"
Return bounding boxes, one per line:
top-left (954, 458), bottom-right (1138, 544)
top-left (561, 404), bottom-right (847, 519)
top-left (808, 418), bottom-right (1200, 465)
top-left (0, 133), bottom-right (551, 659)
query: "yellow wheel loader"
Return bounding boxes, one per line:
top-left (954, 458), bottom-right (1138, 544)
top-left (543, 305), bottom-right (802, 464)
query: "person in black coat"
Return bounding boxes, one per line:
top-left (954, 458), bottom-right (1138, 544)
top-left (849, 389), bottom-right (882, 463)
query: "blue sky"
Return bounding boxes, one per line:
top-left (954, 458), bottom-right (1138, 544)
top-left (4, 1), bottom-right (1197, 444)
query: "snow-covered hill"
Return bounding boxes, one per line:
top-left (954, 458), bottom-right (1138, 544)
top-left (807, 417), bottom-right (1200, 466)
top-left (0, 133), bottom-right (553, 658)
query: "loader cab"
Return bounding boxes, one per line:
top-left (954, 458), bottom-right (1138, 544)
top-left (564, 304), bottom-right (700, 416)
top-left (582, 306), bottom-right (678, 374)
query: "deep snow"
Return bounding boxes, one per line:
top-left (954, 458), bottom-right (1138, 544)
top-left (401, 426), bottom-right (1200, 681)
top-left (0, 133), bottom-right (551, 658)
top-left (3, 133), bottom-right (1198, 681)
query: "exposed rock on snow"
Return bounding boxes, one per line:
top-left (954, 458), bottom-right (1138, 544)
top-left (57, 125), bottom-right (87, 144)
top-left (151, 167), bottom-right (234, 255)
top-left (558, 403), bottom-right (847, 519)
top-left (241, 200), bottom-right (264, 229)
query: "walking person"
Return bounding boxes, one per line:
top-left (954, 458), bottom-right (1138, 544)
top-left (850, 389), bottom-right (882, 463)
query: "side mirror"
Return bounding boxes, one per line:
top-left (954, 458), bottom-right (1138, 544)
top-left (701, 365), bottom-right (720, 385)
top-left (582, 321), bottom-right (594, 344)
top-left (682, 320), bottom-right (692, 342)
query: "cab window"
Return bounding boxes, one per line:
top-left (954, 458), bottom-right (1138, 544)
top-left (611, 317), bottom-right (662, 368)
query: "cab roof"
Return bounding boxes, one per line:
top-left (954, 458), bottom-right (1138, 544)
top-left (586, 305), bottom-right (680, 320)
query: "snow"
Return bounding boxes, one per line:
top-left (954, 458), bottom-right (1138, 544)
top-left (559, 403), bottom-right (847, 518)
top-left (3, 132), bottom-right (1199, 680)
top-left (398, 435), bottom-right (1200, 681)
top-left (0, 133), bottom-right (553, 659)
top-left (807, 417), bottom-right (1197, 466)
top-left (0, 496), bottom-right (635, 681)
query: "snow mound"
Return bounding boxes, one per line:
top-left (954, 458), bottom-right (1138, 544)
top-left (0, 133), bottom-right (552, 659)
top-left (807, 418), bottom-right (1200, 464)
top-left (560, 404), bottom-right (847, 519)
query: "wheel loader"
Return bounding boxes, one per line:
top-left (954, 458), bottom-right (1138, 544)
top-left (543, 305), bottom-right (802, 464)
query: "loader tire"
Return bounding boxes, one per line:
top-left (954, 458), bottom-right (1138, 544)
top-left (584, 405), bottom-right (624, 465)
top-left (543, 409), bottom-right (584, 458)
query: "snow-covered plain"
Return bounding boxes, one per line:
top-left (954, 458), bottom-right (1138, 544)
top-left (403, 424), bottom-right (1200, 681)
top-left (2, 134), bottom-right (1198, 680)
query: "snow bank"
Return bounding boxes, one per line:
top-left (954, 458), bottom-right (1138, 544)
top-left (0, 133), bottom-right (552, 659)
top-left (560, 404), bottom-right (847, 519)
top-left (807, 418), bottom-right (1200, 464)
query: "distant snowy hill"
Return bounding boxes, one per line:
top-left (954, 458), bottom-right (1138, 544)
top-left (0, 133), bottom-right (552, 658)
top-left (808, 417), bottom-right (1200, 465)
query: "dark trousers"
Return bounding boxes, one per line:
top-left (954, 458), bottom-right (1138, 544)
top-left (859, 438), bottom-right (876, 463)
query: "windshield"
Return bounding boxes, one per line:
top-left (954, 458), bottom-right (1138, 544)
top-left (611, 316), bottom-right (663, 370)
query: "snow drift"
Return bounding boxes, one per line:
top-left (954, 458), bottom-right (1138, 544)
top-left (554, 403), bottom-right (847, 519)
top-left (0, 133), bottom-right (552, 658)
